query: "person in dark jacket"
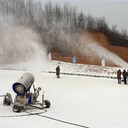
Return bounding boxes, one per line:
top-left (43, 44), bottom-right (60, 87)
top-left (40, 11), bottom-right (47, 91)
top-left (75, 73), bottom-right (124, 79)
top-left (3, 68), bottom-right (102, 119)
top-left (56, 65), bottom-right (60, 78)
top-left (123, 69), bottom-right (127, 85)
top-left (117, 69), bottom-right (121, 84)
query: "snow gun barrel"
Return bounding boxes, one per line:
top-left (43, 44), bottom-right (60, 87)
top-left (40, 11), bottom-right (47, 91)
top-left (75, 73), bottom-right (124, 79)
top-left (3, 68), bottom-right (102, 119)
top-left (12, 73), bottom-right (34, 96)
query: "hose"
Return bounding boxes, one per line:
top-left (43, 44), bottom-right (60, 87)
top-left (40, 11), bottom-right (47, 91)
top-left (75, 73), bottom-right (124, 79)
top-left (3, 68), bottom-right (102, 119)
top-left (37, 114), bottom-right (89, 128)
top-left (0, 109), bottom-right (47, 118)
top-left (0, 103), bottom-right (89, 128)
top-left (24, 106), bottom-right (89, 128)
top-left (0, 95), bottom-right (5, 97)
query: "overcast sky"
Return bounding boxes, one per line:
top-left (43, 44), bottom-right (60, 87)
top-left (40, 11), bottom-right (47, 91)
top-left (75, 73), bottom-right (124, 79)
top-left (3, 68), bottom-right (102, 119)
top-left (39, 0), bottom-right (128, 32)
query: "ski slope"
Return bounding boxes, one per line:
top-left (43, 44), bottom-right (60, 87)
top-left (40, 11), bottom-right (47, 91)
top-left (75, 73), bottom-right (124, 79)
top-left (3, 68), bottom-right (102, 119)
top-left (0, 61), bottom-right (128, 128)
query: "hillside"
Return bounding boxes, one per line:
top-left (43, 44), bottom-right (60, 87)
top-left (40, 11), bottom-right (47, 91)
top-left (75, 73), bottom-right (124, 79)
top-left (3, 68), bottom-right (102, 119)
top-left (51, 32), bottom-right (128, 67)
top-left (91, 32), bottom-right (128, 63)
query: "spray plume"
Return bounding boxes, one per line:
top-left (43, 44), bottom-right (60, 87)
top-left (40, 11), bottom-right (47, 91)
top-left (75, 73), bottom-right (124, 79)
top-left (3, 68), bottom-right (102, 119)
top-left (0, 18), bottom-right (127, 71)
top-left (44, 25), bottom-right (128, 68)
top-left (79, 32), bottom-right (128, 67)
top-left (0, 18), bottom-right (49, 73)
top-left (0, 14), bottom-right (127, 72)
top-left (0, 0), bottom-right (127, 70)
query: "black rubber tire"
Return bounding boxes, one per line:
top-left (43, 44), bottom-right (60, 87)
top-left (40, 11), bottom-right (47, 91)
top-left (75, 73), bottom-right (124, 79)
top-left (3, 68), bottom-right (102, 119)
top-left (6, 98), bottom-right (11, 105)
top-left (3, 98), bottom-right (6, 105)
top-left (3, 98), bottom-right (11, 105)
top-left (13, 104), bottom-right (22, 113)
top-left (44, 100), bottom-right (51, 108)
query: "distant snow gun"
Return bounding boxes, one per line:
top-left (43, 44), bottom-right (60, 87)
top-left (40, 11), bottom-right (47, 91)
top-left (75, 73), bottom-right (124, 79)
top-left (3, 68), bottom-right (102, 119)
top-left (3, 73), bottom-right (51, 112)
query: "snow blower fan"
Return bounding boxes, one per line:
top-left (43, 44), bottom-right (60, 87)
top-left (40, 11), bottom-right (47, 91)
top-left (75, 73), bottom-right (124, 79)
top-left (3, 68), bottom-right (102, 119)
top-left (3, 73), bottom-right (50, 112)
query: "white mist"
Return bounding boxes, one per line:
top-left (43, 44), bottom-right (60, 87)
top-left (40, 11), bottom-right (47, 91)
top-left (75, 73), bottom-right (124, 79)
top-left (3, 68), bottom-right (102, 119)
top-left (0, 20), bottom-right (49, 73)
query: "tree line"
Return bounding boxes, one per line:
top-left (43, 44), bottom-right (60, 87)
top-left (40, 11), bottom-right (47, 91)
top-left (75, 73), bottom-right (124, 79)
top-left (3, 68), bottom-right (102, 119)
top-left (0, 0), bottom-right (128, 50)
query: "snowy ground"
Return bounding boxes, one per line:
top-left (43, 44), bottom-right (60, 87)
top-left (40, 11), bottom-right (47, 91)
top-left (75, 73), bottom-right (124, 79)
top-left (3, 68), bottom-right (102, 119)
top-left (0, 61), bottom-right (128, 128)
top-left (0, 60), bottom-right (124, 77)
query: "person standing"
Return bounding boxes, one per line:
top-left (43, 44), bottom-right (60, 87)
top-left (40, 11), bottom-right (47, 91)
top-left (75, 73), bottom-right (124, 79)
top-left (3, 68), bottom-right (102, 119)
top-left (56, 65), bottom-right (60, 78)
top-left (123, 69), bottom-right (127, 85)
top-left (117, 69), bottom-right (121, 84)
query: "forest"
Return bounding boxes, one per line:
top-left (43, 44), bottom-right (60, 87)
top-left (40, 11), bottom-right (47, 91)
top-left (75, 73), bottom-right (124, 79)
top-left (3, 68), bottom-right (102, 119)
top-left (0, 0), bottom-right (128, 55)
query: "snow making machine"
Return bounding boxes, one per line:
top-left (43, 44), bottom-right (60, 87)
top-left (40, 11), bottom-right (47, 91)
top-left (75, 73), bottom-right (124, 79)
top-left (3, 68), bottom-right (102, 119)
top-left (3, 73), bottom-right (50, 112)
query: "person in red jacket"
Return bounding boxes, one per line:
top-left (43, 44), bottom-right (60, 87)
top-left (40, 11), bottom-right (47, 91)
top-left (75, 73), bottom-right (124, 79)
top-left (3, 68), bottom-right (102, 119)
top-left (117, 69), bottom-right (121, 84)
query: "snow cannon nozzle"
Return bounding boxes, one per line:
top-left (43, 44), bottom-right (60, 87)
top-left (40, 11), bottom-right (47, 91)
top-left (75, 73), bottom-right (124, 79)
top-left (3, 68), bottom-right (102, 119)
top-left (12, 73), bottom-right (34, 96)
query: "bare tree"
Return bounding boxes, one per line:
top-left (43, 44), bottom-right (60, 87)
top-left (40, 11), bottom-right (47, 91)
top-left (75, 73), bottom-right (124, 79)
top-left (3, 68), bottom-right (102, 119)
top-left (0, 0), bottom-right (128, 50)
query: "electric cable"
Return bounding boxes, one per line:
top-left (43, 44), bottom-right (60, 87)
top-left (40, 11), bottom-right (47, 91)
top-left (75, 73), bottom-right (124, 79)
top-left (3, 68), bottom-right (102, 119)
top-left (0, 109), bottom-right (47, 118)
top-left (37, 114), bottom-right (89, 128)
top-left (24, 109), bottom-right (89, 128)
top-left (23, 105), bottom-right (90, 128)
top-left (0, 95), bottom-right (5, 97)
top-left (0, 114), bottom-right (31, 118)
top-left (0, 102), bottom-right (89, 128)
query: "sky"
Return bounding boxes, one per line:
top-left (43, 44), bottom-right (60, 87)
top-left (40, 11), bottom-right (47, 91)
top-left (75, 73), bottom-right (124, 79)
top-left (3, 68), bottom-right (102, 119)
top-left (39, 0), bottom-right (128, 32)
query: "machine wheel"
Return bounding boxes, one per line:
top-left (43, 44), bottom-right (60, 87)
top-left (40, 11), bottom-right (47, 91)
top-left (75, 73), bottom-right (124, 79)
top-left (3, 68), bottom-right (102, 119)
top-left (13, 104), bottom-right (22, 112)
top-left (3, 98), bottom-right (11, 106)
top-left (44, 100), bottom-right (51, 108)
top-left (3, 98), bottom-right (6, 105)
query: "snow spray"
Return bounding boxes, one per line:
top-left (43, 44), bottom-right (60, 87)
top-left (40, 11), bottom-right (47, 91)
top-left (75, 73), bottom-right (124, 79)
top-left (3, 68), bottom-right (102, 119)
top-left (78, 33), bottom-right (128, 68)
top-left (0, 19), bottom-right (49, 73)
top-left (45, 26), bottom-right (128, 67)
